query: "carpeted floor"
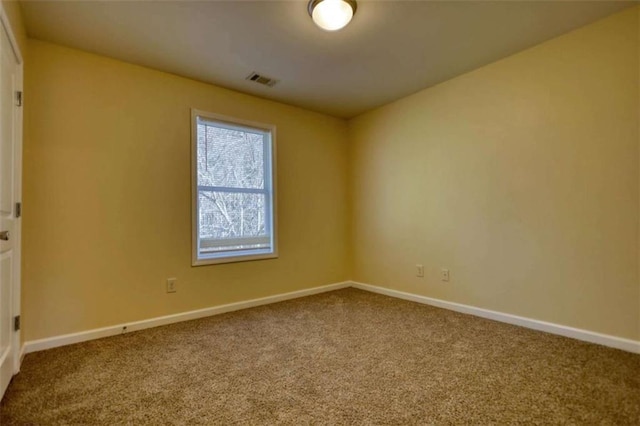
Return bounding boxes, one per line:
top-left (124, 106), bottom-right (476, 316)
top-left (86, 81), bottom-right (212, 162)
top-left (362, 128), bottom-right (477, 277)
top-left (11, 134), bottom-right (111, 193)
top-left (1, 288), bottom-right (639, 424)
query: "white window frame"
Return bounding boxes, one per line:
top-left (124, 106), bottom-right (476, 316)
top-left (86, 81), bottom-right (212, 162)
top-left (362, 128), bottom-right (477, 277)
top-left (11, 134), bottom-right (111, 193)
top-left (191, 109), bottom-right (278, 266)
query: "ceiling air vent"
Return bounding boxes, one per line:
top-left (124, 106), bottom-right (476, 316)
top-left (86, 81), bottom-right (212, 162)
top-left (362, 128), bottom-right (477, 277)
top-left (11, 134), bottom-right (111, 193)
top-left (246, 72), bottom-right (278, 88)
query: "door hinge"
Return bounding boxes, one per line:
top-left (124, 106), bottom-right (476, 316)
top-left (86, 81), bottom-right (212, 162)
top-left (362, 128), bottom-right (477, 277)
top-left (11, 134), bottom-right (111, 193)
top-left (14, 315), bottom-right (20, 332)
top-left (15, 202), bottom-right (21, 218)
top-left (16, 91), bottom-right (22, 107)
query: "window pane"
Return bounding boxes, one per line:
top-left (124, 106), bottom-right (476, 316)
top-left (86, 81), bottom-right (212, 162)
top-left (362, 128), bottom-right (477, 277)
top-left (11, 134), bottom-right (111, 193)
top-left (198, 190), bottom-right (269, 253)
top-left (193, 112), bottom-right (276, 265)
top-left (197, 123), bottom-right (265, 189)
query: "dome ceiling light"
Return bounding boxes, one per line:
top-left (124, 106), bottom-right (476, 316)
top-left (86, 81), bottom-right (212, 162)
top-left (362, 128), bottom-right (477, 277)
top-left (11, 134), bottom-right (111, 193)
top-left (308, 0), bottom-right (357, 31)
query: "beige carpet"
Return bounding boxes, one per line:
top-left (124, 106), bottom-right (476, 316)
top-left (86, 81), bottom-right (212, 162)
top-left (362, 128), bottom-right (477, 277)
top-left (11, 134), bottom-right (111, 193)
top-left (1, 288), bottom-right (639, 424)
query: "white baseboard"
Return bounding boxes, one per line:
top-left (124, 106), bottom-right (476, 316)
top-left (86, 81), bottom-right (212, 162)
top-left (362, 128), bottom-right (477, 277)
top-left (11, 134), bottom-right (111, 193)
top-left (22, 280), bottom-right (640, 355)
top-left (14, 344), bottom-right (26, 374)
top-left (351, 281), bottom-right (640, 354)
top-left (24, 281), bottom-right (351, 354)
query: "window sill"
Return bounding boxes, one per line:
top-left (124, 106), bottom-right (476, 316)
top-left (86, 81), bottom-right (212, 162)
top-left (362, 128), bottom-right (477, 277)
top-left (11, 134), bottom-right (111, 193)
top-left (192, 251), bottom-right (278, 266)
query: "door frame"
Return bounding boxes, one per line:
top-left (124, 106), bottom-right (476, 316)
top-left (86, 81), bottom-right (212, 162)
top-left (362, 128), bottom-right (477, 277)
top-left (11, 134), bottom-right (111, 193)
top-left (0, 3), bottom-right (23, 375)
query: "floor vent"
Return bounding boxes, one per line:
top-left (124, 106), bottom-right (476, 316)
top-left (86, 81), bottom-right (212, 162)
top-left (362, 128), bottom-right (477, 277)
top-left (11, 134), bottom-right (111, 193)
top-left (246, 72), bottom-right (278, 87)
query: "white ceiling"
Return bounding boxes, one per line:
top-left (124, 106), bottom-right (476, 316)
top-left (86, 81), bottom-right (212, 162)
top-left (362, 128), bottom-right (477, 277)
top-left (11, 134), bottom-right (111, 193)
top-left (20, 0), bottom-right (635, 118)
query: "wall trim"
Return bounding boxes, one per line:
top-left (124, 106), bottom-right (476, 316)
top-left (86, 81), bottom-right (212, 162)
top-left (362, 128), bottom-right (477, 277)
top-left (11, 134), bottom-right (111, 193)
top-left (23, 280), bottom-right (640, 355)
top-left (18, 345), bottom-right (25, 367)
top-left (24, 281), bottom-right (351, 354)
top-left (0, 2), bottom-right (24, 64)
top-left (351, 281), bottom-right (640, 354)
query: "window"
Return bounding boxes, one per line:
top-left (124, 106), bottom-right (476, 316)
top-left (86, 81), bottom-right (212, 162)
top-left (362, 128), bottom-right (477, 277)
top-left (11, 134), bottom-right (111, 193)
top-left (191, 110), bottom-right (277, 265)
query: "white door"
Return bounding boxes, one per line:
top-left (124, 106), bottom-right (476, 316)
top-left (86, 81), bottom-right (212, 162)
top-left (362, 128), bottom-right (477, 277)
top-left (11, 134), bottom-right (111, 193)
top-left (0, 17), bottom-right (21, 400)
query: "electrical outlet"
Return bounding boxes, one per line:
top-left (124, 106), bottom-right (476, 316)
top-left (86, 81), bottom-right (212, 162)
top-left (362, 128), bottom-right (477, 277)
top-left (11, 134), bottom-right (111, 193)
top-left (166, 278), bottom-right (177, 293)
top-left (416, 264), bottom-right (424, 277)
top-left (441, 269), bottom-right (450, 282)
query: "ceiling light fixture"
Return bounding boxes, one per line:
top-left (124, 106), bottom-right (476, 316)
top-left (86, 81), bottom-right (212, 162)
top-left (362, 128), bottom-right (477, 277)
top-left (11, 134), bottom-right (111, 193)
top-left (308, 0), bottom-right (357, 31)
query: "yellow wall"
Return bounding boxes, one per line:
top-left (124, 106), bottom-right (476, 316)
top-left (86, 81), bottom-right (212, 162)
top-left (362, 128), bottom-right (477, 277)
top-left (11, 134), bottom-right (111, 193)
top-left (23, 40), bottom-right (350, 341)
top-left (349, 7), bottom-right (640, 340)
